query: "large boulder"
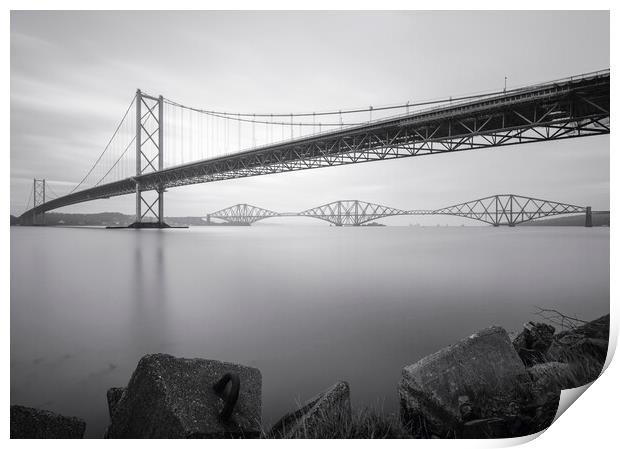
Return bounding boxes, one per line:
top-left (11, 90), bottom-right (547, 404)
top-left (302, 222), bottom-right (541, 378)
top-left (105, 353), bottom-right (262, 438)
top-left (270, 381), bottom-right (351, 438)
top-left (512, 322), bottom-right (555, 366)
top-left (11, 405), bottom-right (86, 439)
top-left (399, 326), bottom-right (529, 438)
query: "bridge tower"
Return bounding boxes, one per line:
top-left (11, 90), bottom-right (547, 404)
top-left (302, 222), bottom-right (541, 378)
top-left (585, 206), bottom-right (593, 227)
top-left (131, 89), bottom-right (168, 228)
top-left (33, 178), bottom-right (46, 225)
top-left (493, 196), bottom-right (500, 227)
top-left (336, 201), bottom-right (343, 227)
top-left (491, 195), bottom-right (516, 227)
top-left (508, 195), bottom-right (516, 227)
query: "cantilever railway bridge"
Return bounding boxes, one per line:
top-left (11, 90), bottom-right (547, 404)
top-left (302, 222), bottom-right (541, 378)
top-left (206, 195), bottom-right (592, 227)
top-left (19, 70), bottom-right (609, 226)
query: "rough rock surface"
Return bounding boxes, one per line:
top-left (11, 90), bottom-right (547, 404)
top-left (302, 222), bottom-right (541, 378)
top-left (105, 353), bottom-right (262, 438)
top-left (546, 314), bottom-right (609, 366)
top-left (11, 405), bottom-right (86, 439)
top-left (106, 387), bottom-right (126, 418)
top-left (527, 362), bottom-right (575, 391)
top-left (399, 326), bottom-right (528, 438)
top-left (270, 381), bottom-right (351, 438)
top-left (512, 322), bottom-right (556, 366)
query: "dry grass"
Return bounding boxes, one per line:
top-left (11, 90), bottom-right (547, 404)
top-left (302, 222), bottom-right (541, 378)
top-left (265, 403), bottom-right (411, 439)
top-left (540, 347), bottom-right (604, 388)
top-left (317, 406), bottom-right (411, 439)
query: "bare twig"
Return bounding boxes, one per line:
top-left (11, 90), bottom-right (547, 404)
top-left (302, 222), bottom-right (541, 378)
top-left (533, 307), bottom-right (588, 330)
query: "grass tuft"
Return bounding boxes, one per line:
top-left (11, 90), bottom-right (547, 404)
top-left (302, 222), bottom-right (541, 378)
top-left (265, 403), bottom-right (411, 439)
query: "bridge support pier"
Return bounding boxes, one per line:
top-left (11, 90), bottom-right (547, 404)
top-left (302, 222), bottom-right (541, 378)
top-left (158, 188), bottom-right (165, 227)
top-left (585, 206), bottom-right (592, 227)
top-left (128, 187), bottom-right (170, 228)
top-left (33, 212), bottom-right (46, 226)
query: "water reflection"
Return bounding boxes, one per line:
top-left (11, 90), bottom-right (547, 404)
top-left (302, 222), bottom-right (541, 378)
top-left (130, 233), bottom-right (169, 355)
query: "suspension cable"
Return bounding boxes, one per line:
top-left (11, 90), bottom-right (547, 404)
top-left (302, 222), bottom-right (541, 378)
top-left (95, 136), bottom-right (136, 186)
top-left (161, 89), bottom-right (505, 124)
top-left (167, 104), bottom-right (367, 127)
top-left (158, 69), bottom-right (611, 120)
top-left (46, 183), bottom-right (61, 199)
top-left (95, 109), bottom-right (156, 185)
top-left (70, 95), bottom-right (136, 193)
top-left (23, 185), bottom-right (33, 212)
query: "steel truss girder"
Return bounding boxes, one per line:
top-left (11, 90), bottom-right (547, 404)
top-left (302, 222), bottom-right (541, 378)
top-left (208, 203), bottom-right (280, 225)
top-left (20, 72), bottom-right (609, 219)
top-left (432, 194), bottom-right (586, 226)
top-left (207, 200), bottom-right (410, 226)
top-left (148, 114), bottom-right (606, 190)
top-left (205, 194), bottom-right (588, 227)
top-left (298, 200), bottom-right (406, 226)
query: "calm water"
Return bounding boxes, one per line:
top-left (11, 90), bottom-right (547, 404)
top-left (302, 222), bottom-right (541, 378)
top-left (10, 225), bottom-right (609, 437)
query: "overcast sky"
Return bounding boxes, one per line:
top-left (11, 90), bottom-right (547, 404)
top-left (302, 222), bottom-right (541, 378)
top-left (10, 11), bottom-right (609, 223)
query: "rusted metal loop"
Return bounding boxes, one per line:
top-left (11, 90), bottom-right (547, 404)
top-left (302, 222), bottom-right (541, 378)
top-left (213, 372), bottom-right (240, 422)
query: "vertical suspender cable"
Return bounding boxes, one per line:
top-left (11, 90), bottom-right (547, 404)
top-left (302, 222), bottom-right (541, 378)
top-left (252, 114), bottom-right (256, 147)
top-left (189, 109), bottom-right (193, 162)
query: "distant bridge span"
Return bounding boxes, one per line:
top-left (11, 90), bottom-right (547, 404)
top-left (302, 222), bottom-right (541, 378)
top-left (19, 70), bottom-right (609, 226)
top-left (207, 195), bottom-right (592, 227)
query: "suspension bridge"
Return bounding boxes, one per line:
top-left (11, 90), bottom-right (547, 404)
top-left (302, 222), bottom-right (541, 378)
top-left (18, 70), bottom-right (609, 227)
top-left (206, 195), bottom-right (593, 227)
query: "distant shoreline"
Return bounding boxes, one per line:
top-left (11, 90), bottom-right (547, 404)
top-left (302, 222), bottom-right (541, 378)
top-left (11, 210), bottom-right (609, 228)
